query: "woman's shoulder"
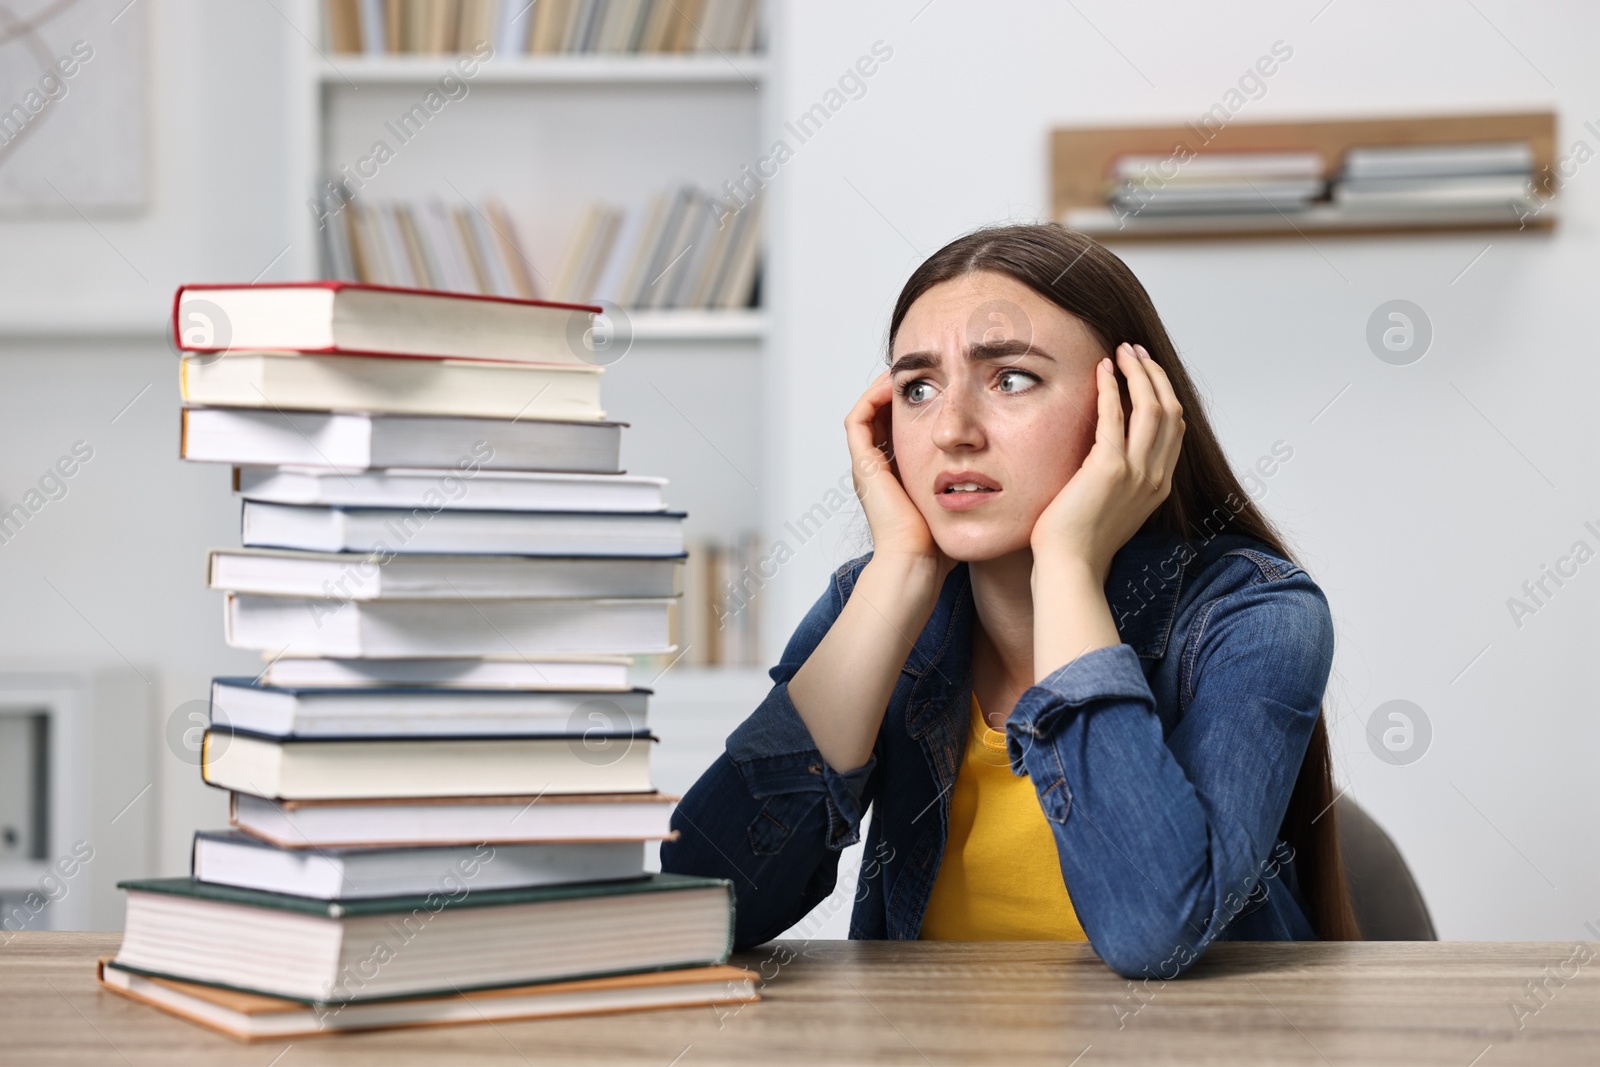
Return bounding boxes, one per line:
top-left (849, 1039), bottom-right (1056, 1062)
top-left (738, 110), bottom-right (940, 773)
top-left (1177, 532), bottom-right (1333, 653)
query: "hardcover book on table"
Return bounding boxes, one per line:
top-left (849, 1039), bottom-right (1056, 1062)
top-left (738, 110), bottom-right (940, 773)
top-left (228, 791), bottom-right (680, 849)
top-left (202, 729), bottom-right (656, 800)
top-left (180, 407), bottom-right (623, 472)
top-left (210, 548), bottom-right (683, 600)
top-left (238, 502), bottom-right (687, 557)
top-left (222, 593), bottom-right (675, 658)
top-left (209, 678), bottom-right (651, 738)
top-left (191, 830), bottom-right (647, 899)
top-left (98, 958), bottom-right (758, 1042)
top-left (113, 873), bottom-right (736, 1003)
top-left (172, 282), bottom-right (603, 366)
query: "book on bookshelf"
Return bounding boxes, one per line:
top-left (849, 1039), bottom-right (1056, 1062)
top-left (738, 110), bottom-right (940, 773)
top-left (1329, 140), bottom-right (1537, 211)
top-left (334, 186), bottom-right (765, 312)
top-left (99, 958), bottom-right (757, 1042)
top-left (192, 830), bottom-right (646, 899)
top-left (229, 790), bottom-right (678, 848)
top-left (236, 464), bottom-right (669, 511)
top-left (202, 729), bottom-right (655, 800)
top-left (180, 408), bottom-right (623, 472)
top-left (675, 531), bottom-right (763, 666)
top-left (324, 0), bottom-right (761, 56)
top-left (239, 502), bottom-right (687, 556)
top-left (174, 282), bottom-right (595, 364)
top-left (223, 593), bottom-right (675, 657)
top-left (112, 873), bottom-right (735, 1003)
top-left (210, 677), bottom-right (650, 738)
top-left (324, 200), bottom-right (541, 300)
top-left (210, 548), bottom-right (682, 599)
top-left (1105, 151), bottom-right (1327, 215)
top-left (181, 351), bottom-right (604, 421)
top-left (553, 185), bottom-right (763, 309)
top-left (256, 654), bottom-right (635, 690)
top-left (1338, 140), bottom-right (1534, 180)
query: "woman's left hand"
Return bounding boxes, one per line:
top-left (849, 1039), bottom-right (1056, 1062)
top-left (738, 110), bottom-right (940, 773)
top-left (1030, 342), bottom-right (1186, 582)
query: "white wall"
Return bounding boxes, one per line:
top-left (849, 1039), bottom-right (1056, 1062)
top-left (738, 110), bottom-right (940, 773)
top-left (1, 0), bottom-right (1595, 940)
top-left (762, 0), bottom-right (1600, 940)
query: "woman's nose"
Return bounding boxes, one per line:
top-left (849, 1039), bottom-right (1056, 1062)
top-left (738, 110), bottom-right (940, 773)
top-left (930, 384), bottom-right (985, 452)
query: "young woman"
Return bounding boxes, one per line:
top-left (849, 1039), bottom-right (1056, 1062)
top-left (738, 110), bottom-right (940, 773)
top-left (661, 223), bottom-right (1358, 978)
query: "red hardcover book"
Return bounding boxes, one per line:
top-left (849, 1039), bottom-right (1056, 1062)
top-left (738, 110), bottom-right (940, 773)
top-left (172, 282), bottom-right (604, 366)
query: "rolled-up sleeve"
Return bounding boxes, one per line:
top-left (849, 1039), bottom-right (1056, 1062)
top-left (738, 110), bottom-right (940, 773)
top-left (1005, 568), bottom-right (1334, 978)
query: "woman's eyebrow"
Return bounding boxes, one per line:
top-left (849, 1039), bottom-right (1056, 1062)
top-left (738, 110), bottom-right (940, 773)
top-left (890, 341), bottom-right (1057, 375)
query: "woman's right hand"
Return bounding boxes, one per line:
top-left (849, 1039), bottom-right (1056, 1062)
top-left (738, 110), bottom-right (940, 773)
top-left (845, 372), bottom-right (951, 584)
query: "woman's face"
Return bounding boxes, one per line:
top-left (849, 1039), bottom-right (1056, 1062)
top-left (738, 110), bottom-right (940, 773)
top-left (889, 270), bottom-right (1105, 562)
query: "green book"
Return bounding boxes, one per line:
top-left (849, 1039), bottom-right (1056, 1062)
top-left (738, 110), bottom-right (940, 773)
top-left (114, 871), bottom-right (735, 1005)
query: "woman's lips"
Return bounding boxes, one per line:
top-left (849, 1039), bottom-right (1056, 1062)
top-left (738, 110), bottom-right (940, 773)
top-left (933, 471), bottom-right (1001, 511)
top-left (935, 488), bottom-right (999, 511)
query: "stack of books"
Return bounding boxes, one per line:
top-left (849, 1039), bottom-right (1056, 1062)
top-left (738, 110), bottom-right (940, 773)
top-left (323, 0), bottom-right (762, 57)
top-left (1332, 140), bottom-right (1536, 212)
top-left (1103, 150), bottom-right (1327, 218)
top-left (102, 281), bottom-right (755, 1041)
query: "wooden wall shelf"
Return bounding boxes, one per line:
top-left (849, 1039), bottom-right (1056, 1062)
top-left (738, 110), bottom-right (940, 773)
top-left (1052, 110), bottom-right (1557, 241)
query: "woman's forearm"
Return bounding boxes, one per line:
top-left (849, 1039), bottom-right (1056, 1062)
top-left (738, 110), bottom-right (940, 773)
top-left (1031, 550), bottom-right (1121, 682)
top-left (787, 553), bottom-right (942, 773)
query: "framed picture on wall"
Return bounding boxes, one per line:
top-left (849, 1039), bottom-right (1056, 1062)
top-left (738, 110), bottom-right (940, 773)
top-left (0, 0), bottom-right (147, 214)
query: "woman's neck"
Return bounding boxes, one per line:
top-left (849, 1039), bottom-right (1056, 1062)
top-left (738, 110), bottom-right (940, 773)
top-left (968, 548), bottom-right (1037, 727)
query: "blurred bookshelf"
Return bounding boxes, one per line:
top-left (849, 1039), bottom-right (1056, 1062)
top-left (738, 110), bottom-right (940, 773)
top-left (287, 0), bottom-right (771, 673)
top-left (314, 54), bottom-right (765, 84)
top-left (1055, 110), bottom-right (1558, 241)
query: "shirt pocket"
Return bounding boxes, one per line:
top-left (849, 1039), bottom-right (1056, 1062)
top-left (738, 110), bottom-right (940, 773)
top-left (747, 791), bottom-right (819, 856)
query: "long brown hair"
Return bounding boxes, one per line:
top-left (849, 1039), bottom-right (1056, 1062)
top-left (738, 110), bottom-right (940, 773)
top-left (886, 222), bottom-right (1360, 941)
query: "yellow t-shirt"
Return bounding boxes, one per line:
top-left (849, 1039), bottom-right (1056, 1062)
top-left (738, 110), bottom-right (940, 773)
top-left (919, 694), bottom-right (1086, 940)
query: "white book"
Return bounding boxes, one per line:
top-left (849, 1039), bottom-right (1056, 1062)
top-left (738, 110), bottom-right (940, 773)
top-left (591, 201), bottom-right (649, 305)
top-left (419, 200), bottom-right (479, 293)
top-left (1112, 150), bottom-right (1324, 181)
top-left (210, 549), bottom-right (681, 600)
top-left (173, 283), bottom-right (599, 366)
top-left (180, 352), bottom-right (604, 422)
top-left (258, 655), bottom-right (633, 690)
top-left (1333, 173), bottom-right (1533, 205)
top-left (181, 408), bottom-right (622, 473)
top-left (202, 730), bottom-right (654, 799)
top-left (192, 831), bottom-right (645, 899)
top-left (230, 789), bottom-right (676, 848)
top-left (237, 466), bottom-right (667, 512)
top-left (240, 501), bottom-right (685, 557)
top-left (224, 593), bottom-right (674, 657)
top-left (1341, 141), bottom-right (1534, 180)
top-left (209, 677), bottom-right (650, 738)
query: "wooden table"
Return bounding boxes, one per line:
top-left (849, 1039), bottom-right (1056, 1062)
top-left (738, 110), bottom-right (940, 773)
top-left (2, 934), bottom-right (1596, 1065)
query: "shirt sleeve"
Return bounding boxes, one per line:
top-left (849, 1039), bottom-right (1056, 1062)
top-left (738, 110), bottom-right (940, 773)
top-left (1003, 564), bottom-right (1334, 978)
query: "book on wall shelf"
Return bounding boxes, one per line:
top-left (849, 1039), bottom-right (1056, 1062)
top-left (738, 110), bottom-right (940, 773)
top-left (107, 280), bottom-right (755, 1039)
top-left (321, 0), bottom-right (762, 58)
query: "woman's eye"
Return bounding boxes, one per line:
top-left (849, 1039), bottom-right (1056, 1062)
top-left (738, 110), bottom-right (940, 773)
top-left (902, 380), bottom-right (937, 404)
top-left (996, 369), bottom-right (1037, 394)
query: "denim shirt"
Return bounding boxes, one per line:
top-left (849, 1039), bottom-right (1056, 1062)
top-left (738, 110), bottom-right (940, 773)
top-left (660, 524), bottom-right (1334, 979)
